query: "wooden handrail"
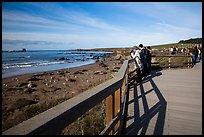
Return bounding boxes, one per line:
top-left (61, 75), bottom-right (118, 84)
top-left (152, 55), bottom-right (192, 57)
top-left (151, 55), bottom-right (193, 68)
top-left (2, 60), bottom-right (132, 135)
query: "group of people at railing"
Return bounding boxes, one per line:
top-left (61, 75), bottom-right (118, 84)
top-left (170, 45), bottom-right (201, 65)
top-left (189, 45), bottom-right (201, 65)
top-left (130, 44), bottom-right (152, 83)
top-left (130, 44), bottom-right (202, 83)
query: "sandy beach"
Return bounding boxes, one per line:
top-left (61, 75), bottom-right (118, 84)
top-left (2, 54), bottom-right (129, 132)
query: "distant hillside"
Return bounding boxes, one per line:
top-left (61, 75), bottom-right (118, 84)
top-left (81, 38), bottom-right (202, 53)
top-left (179, 38), bottom-right (202, 44)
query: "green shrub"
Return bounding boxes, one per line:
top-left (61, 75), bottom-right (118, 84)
top-left (61, 103), bottom-right (106, 135)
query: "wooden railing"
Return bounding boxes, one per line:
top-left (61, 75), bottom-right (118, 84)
top-left (151, 55), bottom-right (193, 69)
top-left (2, 59), bottom-right (134, 135)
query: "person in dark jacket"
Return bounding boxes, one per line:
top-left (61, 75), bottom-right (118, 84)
top-left (191, 46), bottom-right (199, 65)
top-left (146, 46), bottom-right (152, 75)
top-left (138, 44), bottom-right (148, 78)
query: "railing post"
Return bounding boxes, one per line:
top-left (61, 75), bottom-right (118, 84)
top-left (121, 70), bottom-right (128, 104)
top-left (190, 56), bottom-right (193, 67)
top-left (168, 57), bottom-right (171, 69)
top-left (105, 89), bottom-right (122, 135)
top-left (120, 82), bottom-right (130, 135)
top-left (114, 88), bottom-right (120, 132)
top-left (105, 94), bottom-right (114, 135)
top-left (188, 57), bottom-right (190, 68)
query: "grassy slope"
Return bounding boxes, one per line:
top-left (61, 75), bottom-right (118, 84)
top-left (150, 43), bottom-right (194, 49)
top-left (87, 43), bottom-right (196, 52)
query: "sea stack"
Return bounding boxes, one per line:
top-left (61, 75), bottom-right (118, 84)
top-left (22, 48), bottom-right (27, 52)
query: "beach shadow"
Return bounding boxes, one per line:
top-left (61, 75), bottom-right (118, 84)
top-left (124, 70), bottom-right (167, 135)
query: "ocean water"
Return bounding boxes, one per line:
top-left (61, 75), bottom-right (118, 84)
top-left (2, 50), bottom-right (112, 78)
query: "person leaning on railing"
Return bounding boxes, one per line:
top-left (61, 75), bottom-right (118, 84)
top-left (191, 46), bottom-right (199, 65)
top-left (146, 46), bottom-right (152, 75)
top-left (138, 44), bottom-right (147, 78)
top-left (130, 46), bottom-right (143, 82)
top-left (197, 47), bottom-right (201, 62)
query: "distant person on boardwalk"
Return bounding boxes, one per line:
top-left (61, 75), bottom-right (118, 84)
top-left (197, 47), bottom-right (201, 62)
top-left (138, 44), bottom-right (148, 78)
top-left (186, 47), bottom-right (191, 55)
top-left (191, 46), bottom-right (199, 65)
top-left (146, 46), bottom-right (152, 75)
top-left (170, 47), bottom-right (174, 54)
top-left (130, 46), bottom-right (143, 82)
top-left (171, 46), bottom-right (176, 55)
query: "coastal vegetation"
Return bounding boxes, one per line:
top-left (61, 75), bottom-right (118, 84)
top-left (61, 102), bottom-right (106, 135)
top-left (178, 38), bottom-right (202, 44)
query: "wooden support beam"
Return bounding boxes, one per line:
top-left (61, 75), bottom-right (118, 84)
top-left (114, 88), bottom-right (120, 131)
top-left (168, 57), bottom-right (171, 69)
top-left (105, 95), bottom-right (113, 135)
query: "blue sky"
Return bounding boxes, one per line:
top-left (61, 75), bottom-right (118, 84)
top-left (2, 2), bottom-right (202, 50)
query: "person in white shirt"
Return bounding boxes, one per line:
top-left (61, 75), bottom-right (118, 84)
top-left (197, 47), bottom-right (201, 62)
top-left (130, 46), bottom-right (143, 82)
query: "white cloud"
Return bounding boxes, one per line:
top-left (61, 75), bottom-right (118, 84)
top-left (112, 2), bottom-right (202, 29)
top-left (2, 10), bottom-right (85, 32)
top-left (152, 22), bottom-right (201, 38)
top-left (23, 2), bottom-right (122, 31)
top-left (3, 10), bottom-right (51, 24)
top-left (65, 12), bottom-right (121, 31)
top-left (3, 6), bottom-right (122, 33)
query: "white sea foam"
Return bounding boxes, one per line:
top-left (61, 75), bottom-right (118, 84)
top-left (38, 61), bottom-right (65, 66)
top-left (3, 60), bottom-right (68, 70)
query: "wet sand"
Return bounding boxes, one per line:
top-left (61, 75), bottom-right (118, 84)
top-left (2, 55), bottom-right (128, 132)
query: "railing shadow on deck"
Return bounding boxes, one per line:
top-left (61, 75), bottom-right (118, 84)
top-left (125, 70), bottom-right (167, 135)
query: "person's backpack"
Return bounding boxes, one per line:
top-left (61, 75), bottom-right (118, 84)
top-left (140, 48), bottom-right (147, 63)
top-left (146, 49), bottom-right (151, 61)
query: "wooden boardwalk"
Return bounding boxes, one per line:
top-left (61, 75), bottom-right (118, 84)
top-left (125, 61), bottom-right (202, 135)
